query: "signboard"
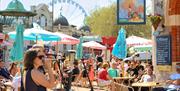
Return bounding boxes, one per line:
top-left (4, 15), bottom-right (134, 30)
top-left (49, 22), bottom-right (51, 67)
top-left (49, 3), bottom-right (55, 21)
top-left (156, 36), bottom-right (171, 65)
top-left (117, 0), bottom-right (146, 24)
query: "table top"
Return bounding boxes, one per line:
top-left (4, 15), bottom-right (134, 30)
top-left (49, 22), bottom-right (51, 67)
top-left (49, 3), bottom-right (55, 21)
top-left (113, 77), bottom-right (134, 80)
top-left (132, 82), bottom-right (159, 87)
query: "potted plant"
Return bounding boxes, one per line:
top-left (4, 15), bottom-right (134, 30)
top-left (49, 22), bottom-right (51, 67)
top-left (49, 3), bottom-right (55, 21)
top-left (148, 14), bottom-right (163, 30)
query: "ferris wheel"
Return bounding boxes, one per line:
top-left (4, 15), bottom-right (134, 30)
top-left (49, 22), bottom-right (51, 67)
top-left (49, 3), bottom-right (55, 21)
top-left (48, 0), bottom-right (88, 27)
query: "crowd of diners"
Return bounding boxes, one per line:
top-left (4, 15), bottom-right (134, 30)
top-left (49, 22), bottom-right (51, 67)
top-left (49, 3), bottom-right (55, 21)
top-left (0, 44), bottom-right (179, 91)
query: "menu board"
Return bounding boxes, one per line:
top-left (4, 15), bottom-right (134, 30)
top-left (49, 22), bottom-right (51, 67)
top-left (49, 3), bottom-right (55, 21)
top-left (156, 36), bottom-right (171, 65)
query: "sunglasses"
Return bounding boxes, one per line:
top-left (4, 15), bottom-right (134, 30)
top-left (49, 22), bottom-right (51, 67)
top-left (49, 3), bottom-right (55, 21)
top-left (37, 55), bottom-right (45, 60)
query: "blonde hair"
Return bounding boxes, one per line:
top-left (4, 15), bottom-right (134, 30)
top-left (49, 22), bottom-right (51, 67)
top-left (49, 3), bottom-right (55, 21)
top-left (102, 62), bottom-right (109, 69)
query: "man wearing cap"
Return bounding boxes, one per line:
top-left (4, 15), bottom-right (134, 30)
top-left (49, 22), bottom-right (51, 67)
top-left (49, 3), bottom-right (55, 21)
top-left (153, 63), bottom-right (180, 91)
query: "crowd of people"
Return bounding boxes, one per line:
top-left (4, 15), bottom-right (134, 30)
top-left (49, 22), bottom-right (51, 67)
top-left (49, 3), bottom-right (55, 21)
top-left (0, 44), bottom-right (179, 91)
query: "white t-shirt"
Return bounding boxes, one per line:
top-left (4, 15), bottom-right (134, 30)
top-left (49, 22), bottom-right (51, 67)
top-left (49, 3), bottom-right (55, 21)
top-left (142, 74), bottom-right (156, 82)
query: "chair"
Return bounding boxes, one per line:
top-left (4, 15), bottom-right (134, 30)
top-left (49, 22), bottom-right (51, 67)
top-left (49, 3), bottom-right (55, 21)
top-left (114, 82), bottom-right (134, 91)
top-left (96, 78), bottom-right (111, 91)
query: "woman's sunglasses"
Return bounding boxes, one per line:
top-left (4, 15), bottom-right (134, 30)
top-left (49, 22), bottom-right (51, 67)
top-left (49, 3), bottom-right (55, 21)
top-left (37, 55), bottom-right (45, 60)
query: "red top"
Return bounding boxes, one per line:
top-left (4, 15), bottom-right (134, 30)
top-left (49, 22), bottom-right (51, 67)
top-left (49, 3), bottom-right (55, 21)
top-left (98, 68), bottom-right (108, 80)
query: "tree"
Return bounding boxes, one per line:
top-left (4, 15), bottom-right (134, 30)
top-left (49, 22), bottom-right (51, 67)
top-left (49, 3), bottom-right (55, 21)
top-left (85, 4), bottom-right (152, 39)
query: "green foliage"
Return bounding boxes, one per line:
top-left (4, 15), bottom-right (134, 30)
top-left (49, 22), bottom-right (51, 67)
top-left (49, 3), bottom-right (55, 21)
top-left (85, 4), bottom-right (152, 39)
top-left (149, 15), bottom-right (162, 24)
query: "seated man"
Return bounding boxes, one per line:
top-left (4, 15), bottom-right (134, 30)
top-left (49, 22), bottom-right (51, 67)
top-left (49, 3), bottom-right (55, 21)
top-left (167, 63), bottom-right (180, 90)
top-left (153, 62), bottom-right (180, 91)
top-left (108, 62), bottom-right (119, 78)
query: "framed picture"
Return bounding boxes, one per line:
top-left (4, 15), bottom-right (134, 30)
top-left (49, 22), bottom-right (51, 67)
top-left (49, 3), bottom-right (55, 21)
top-left (117, 0), bottom-right (146, 24)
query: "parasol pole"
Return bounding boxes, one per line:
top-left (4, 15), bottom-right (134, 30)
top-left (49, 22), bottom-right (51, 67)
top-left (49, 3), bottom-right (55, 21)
top-left (36, 35), bottom-right (37, 44)
top-left (56, 39), bottom-right (58, 55)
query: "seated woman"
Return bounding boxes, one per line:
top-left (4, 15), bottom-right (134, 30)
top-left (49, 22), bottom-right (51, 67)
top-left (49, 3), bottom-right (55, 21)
top-left (140, 65), bottom-right (156, 82)
top-left (98, 63), bottom-right (114, 91)
top-left (138, 65), bottom-right (156, 91)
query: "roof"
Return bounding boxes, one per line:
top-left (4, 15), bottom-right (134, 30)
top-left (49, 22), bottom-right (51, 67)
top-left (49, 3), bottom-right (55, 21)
top-left (0, 0), bottom-right (36, 16)
top-left (6, 0), bottom-right (26, 12)
top-left (79, 25), bottom-right (91, 32)
top-left (54, 14), bottom-right (69, 26)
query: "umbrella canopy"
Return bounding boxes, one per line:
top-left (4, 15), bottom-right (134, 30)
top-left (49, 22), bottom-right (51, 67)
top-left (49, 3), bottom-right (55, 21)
top-left (10, 23), bottom-right (24, 62)
top-left (1, 41), bottom-right (13, 46)
top-left (82, 41), bottom-right (106, 50)
top-left (76, 37), bottom-right (83, 60)
top-left (51, 32), bottom-right (79, 45)
top-left (8, 23), bottom-right (60, 41)
top-left (112, 28), bottom-right (127, 59)
top-left (126, 36), bottom-right (152, 47)
top-left (0, 33), bottom-right (4, 39)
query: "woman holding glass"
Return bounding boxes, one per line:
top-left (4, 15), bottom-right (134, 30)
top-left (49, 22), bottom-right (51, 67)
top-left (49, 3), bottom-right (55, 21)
top-left (23, 49), bottom-right (55, 91)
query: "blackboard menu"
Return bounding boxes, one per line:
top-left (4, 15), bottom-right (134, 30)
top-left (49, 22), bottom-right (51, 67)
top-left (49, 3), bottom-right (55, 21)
top-left (156, 36), bottom-right (171, 65)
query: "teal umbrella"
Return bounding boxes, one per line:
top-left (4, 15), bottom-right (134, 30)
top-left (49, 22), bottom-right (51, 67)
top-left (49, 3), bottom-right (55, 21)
top-left (112, 28), bottom-right (127, 59)
top-left (8, 23), bottom-right (60, 41)
top-left (10, 23), bottom-right (24, 62)
top-left (75, 37), bottom-right (83, 60)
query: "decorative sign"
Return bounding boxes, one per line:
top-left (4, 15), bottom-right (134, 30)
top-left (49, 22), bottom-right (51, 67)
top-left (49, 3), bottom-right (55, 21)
top-left (156, 36), bottom-right (171, 65)
top-left (157, 65), bottom-right (172, 72)
top-left (117, 0), bottom-right (146, 24)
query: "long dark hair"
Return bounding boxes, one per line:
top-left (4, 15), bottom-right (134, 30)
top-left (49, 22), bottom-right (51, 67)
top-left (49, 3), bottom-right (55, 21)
top-left (23, 49), bottom-right (39, 70)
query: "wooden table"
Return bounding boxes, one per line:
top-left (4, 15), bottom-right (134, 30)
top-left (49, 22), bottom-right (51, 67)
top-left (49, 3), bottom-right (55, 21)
top-left (113, 77), bottom-right (134, 85)
top-left (132, 82), bottom-right (161, 91)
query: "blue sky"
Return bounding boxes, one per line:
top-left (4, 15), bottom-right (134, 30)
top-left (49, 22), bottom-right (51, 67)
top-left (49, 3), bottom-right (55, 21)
top-left (0, 0), bottom-right (152, 27)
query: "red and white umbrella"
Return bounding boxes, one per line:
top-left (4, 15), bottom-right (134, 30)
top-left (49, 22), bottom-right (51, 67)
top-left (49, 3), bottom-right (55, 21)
top-left (0, 33), bottom-right (4, 39)
top-left (126, 36), bottom-right (152, 47)
top-left (51, 32), bottom-right (79, 45)
top-left (82, 41), bottom-right (106, 50)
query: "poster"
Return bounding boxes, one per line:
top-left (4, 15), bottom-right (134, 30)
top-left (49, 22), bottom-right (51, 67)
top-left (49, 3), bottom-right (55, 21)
top-left (117, 0), bottom-right (146, 24)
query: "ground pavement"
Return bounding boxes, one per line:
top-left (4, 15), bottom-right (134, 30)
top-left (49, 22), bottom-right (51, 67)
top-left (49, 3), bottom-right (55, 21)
top-left (48, 86), bottom-right (106, 91)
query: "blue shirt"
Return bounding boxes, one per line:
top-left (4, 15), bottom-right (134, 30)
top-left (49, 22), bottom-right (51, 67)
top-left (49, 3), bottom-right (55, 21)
top-left (168, 73), bottom-right (180, 89)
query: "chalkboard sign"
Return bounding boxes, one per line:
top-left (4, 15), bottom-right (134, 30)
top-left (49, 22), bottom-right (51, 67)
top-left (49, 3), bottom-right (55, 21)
top-left (156, 36), bottom-right (171, 65)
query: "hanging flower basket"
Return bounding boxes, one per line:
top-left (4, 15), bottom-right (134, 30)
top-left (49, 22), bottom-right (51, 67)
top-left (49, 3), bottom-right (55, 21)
top-left (149, 15), bottom-right (162, 30)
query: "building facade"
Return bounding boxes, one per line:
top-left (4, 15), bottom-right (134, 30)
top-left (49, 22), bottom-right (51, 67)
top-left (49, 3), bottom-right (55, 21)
top-left (153, 0), bottom-right (180, 81)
